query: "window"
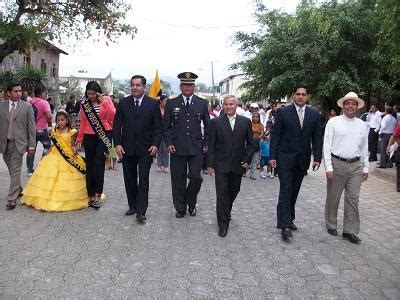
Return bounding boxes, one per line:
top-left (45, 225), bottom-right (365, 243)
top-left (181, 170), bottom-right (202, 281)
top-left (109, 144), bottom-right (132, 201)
top-left (51, 63), bottom-right (56, 78)
top-left (23, 55), bottom-right (31, 66)
top-left (40, 59), bottom-right (47, 72)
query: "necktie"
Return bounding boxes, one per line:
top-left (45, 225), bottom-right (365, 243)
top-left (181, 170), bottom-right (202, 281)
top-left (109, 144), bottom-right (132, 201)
top-left (134, 99), bottom-right (139, 110)
top-left (298, 107), bottom-right (304, 129)
top-left (185, 97), bottom-right (190, 109)
top-left (7, 103), bottom-right (16, 139)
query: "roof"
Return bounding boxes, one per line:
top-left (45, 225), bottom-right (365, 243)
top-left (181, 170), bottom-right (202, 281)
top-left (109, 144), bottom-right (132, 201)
top-left (43, 40), bottom-right (68, 55)
top-left (219, 73), bottom-right (247, 85)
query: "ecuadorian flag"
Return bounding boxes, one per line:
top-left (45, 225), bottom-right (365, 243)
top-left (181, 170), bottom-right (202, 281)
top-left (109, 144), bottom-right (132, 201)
top-left (148, 70), bottom-right (162, 98)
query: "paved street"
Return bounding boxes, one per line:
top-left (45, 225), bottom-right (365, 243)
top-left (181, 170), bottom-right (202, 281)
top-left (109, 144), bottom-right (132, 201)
top-left (0, 150), bottom-right (399, 298)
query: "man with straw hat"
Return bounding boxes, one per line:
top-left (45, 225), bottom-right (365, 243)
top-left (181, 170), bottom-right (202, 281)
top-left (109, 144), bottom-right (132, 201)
top-left (323, 92), bottom-right (369, 244)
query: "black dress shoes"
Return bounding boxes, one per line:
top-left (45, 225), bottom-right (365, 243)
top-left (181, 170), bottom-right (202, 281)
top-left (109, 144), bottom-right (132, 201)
top-left (218, 227), bottom-right (228, 237)
top-left (281, 229), bottom-right (293, 240)
top-left (188, 207), bottom-right (197, 216)
top-left (327, 229), bottom-right (338, 236)
top-left (342, 233), bottom-right (361, 244)
top-left (289, 222), bottom-right (297, 231)
top-left (125, 209), bottom-right (136, 216)
top-left (136, 214), bottom-right (147, 223)
top-left (175, 211), bottom-right (186, 218)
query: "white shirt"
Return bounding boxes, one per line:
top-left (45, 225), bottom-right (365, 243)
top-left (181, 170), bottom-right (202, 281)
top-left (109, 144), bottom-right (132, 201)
top-left (379, 114), bottom-right (397, 134)
top-left (133, 94), bottom-right (145, 106)
top-left (227, 113), bottom-right (237, 130)
top-left (369, 111), bottom-right (382, 129)
top-left (236, 106), bottom-right (246, 117)
top-left (182, 94), bottom-right (193, 105)
top-left (323, 115), bottom-right (369, 173)
top-left (9, 100), bottom-right (18, 111)
top-left (293, 103), bottom-right (306, 115)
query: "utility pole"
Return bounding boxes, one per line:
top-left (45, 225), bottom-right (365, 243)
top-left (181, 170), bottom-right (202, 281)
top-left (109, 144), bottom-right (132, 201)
top-left (211, 61), bottom-right (215, 104)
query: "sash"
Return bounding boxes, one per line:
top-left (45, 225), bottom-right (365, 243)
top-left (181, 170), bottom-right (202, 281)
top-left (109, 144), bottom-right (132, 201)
top-left (49, 130), bottom-right (86, 175)
top-left (81, 100), bottom-right (112, 152)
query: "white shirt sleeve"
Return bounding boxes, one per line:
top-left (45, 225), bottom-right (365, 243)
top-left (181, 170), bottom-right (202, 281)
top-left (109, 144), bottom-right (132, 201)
top-left (361, 124), bottom-right (369, 173)
top-left (323, 119), bottom-right (334, 172)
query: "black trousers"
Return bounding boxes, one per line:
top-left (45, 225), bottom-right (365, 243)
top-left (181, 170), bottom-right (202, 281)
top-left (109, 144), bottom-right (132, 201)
top-left (215, 172), bottom-right (242, 230)
top-left (170, 153), bottom-right (203, 213)
top-left (122, 154), bottom-right (153, 215)
top-left (368, 128), bottom-right (379, 161)
top-left (83, 134), bottom-right (106, 196)
top-left (276, 166), bottom-right (305, 229)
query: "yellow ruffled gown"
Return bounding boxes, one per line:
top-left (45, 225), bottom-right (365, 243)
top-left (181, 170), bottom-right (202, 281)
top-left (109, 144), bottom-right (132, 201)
top-left (22, 129), bottom-right (88, 212)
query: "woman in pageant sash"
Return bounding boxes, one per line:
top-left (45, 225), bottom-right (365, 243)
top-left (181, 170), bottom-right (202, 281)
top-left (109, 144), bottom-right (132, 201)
top-left (76, 81), bottom-right (116, 209)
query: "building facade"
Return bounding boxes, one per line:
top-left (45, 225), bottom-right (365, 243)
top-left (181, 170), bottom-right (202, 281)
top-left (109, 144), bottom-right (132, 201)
top-left (0, 40), bottom-right (68, 97)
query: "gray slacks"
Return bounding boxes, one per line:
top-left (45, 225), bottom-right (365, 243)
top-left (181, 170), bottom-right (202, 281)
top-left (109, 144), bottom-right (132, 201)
top-left (3, 141), bottom-right (23, 202)
top-left (325, 157), bottom-right (364, 234)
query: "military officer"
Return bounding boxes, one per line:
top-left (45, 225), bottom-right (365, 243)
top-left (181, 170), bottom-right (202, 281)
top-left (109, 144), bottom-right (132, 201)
top-left (163, 72), bottom-right (210, 218)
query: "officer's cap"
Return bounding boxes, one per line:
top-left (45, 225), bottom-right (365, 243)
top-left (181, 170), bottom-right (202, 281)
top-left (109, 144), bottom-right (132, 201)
top-left (178, 72), bottom-right (198, 84)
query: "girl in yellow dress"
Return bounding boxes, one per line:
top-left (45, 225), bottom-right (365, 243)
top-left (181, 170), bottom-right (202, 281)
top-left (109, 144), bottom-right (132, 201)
top-left (22, 111), bottom-right (88, 212)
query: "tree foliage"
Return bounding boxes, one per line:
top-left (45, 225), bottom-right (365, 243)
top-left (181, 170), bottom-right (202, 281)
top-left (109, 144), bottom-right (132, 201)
top-left (0, 65), bottom-right (47, 92)
top-left (0, 0), bottom-right (137, 63)
top-left (232, 0), bottom-right (399, 110)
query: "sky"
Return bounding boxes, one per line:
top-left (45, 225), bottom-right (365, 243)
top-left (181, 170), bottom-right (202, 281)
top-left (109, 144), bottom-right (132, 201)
top-left (59, 0), bottom-right (299, 87)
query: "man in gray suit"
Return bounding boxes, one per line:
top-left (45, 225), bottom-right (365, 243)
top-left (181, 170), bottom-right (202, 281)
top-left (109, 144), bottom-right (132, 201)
top-left (0, 82), bottom-right (36, 209)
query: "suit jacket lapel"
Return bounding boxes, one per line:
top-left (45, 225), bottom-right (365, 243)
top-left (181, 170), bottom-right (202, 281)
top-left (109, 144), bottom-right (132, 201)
top-left (222, 114), bottom-right (233, 134)
top-left (291, 103), bottom-right (302, 129)
top-left (232, 115), bottom-right (240, 133)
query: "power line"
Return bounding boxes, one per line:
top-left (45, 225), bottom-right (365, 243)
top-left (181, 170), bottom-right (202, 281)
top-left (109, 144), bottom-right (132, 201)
top-left (136, 16), bottom-right (257, 29)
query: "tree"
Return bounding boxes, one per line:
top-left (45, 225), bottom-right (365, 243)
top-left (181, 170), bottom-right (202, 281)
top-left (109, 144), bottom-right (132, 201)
top-left (0, 1), bottom-right (137, 63)
top-left (16, 65), bottom-right (47, 92)
top-left (232, 0), bottom-right (397, 110)
top-left (59, 78), bottom-right (83, 101)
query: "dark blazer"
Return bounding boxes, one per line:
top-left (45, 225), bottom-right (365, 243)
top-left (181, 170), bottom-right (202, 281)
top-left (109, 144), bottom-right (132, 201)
top-left (113, 95), bottom-right (162, 156)
top-left (270, 104), bottom-right (322, 170)
top-left (163, 94), bottom-right (210, 156)
top-left (66, 100), bottom-right (81, 115)
top-left (208, 114), bottom-right (255, 174)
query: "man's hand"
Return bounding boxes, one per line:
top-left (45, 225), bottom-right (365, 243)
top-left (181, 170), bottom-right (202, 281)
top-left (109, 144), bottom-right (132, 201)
top-left (71, 145), bottom-right (77, 154)
top-left (312, 162), bottom-right (320, 171)
top-left (148, 146), bottom-right (158, 156)
top-left (269, 159), bottom-right (277, 168)
top-left (168, 145), bottom-right (176, 154)
top-left (363, 173), bottom-right (368, 181)
top-left (207, 167), bottom-right (214, 176)
top-left (241, 161), bottom-right (248, 169)
top-left (27, 148), bottom-right (35, 156)
top-left (116, 145), bottom-right (125, 159)
top-left (326, 171), bottom-right (334, 180)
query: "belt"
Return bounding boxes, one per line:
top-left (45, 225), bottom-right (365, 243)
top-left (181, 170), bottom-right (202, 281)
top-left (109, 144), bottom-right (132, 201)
top-left (331, 153), bottom-right (360, 163)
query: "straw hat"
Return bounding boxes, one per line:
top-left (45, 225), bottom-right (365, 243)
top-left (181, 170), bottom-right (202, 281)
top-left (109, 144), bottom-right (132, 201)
top-left (337, 92), bottom-right (364, 109)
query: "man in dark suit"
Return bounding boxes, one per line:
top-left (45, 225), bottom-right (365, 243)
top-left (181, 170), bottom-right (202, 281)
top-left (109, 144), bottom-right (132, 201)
top-left (163, 72), bottom-right (210, 218)
top-left (207, 95), bottom-right (255, 237)
top-left (270, 85), bottom-right (323, 240)
top-left (113, 75), bottom-right (162, 223)
top-left (65, 95), bottom-right (81, 115)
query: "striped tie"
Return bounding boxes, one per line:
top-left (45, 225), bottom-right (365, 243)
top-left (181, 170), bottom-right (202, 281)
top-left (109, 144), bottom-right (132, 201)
top-left (298, 108), bottom-right (304, 129)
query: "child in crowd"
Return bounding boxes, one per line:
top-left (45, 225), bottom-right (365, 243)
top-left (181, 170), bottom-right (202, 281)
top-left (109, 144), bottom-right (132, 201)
top-left (21, 111), bottom-right (88, 212)
top-left (260, 132), bottom-right (274, 179)
top-left (248, 112), bottom-right (264, 180)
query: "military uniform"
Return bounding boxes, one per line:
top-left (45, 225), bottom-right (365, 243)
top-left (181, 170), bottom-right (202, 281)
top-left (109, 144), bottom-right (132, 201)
top-left (163, 72), bottom-right (210, 216)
